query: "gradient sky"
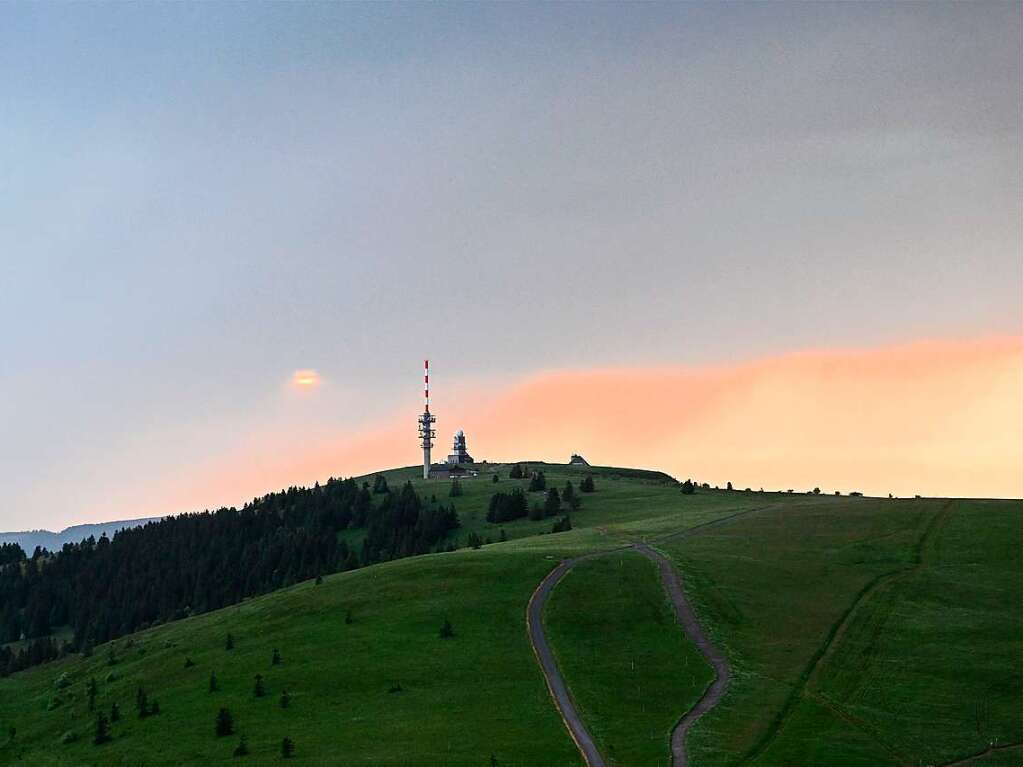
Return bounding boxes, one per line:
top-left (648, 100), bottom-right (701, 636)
top-left (2, 3), bottom-right (1022, 530)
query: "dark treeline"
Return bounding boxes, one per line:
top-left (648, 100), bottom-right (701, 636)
top-left (0, 543), bottom-right (26, 568)
top-left (0, 477), bottom-right (458, 677)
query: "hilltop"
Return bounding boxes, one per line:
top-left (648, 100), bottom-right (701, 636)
top-left (0, 463), bottom-right (1020, 766)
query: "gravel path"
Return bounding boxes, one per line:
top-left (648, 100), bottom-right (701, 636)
top-left (526, 510), bottom-right (751, 767)
top-left (635, 543), bottom-right (731, 767)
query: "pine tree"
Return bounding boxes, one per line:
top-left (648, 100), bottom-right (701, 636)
top-left (215, 707), bottom-right (234, 737)
top-left (449, 479), bottom-right (463, 497)
top-left (233, 735), bottom-right (249, 756)
top-left (253, 674), bottom-right (265, 698)
top-left (280, 689), bottom-right (290, 709)
top-left (580, 475), bottom-right (595, 493)
top-left (281, 737), bottom-right (295, 758)
top-left (528, 471), bottom-right (546, 492)
top-left (225, 633), bottom-right (235, 651)
top-left (93, 713), bottom-right (111, 745)
top-left (135, 686), bottom-right (149, 719)
top-left (184, 657), bottom-right (196, 668)
top-left (439, 618), bottom-right (454, 639)
top-left (271, 648), bottom-right (281, 666)
top-left (86, 677), bottom-right (97, 711)
top-left (544, 488), bottom-right (562, 517)
top-left (562, 481), bottom-right (576, 506)
top-left (499, 529), bottom-right (507, 542)
top-left (680, 479), bottom-right (695, 495)
top-left (110, 702), bottom-right (120, 722)
top-left (491, 474), bottom-right (499, 484)
top-left (509, 464), bottom-right (523, 479)
top-left (209, 671), bottom-right (219, 693)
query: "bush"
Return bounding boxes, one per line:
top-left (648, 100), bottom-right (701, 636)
top-left (491, 474), bottom-right (499, 484)
top-left (467, 532), bottom-right (483, 550)
top-left (680, 479), bottom-right (695, 495)
top-left (54, 672), bottom-right (71, 690)
top-left (579, 475), bottom-right (595, 493)
top-left (509, 464), bottom-right (523, 479)
top-left (551, 516), bottom-right (572, 533)
top-left (253, 674), bottom-right (265, 698)
top-left (528, 471), bottom-right (547, 492)
top-left (281, 737), bottom-right (294, 759)
top-left (233, 735), bottom-right (249, 756)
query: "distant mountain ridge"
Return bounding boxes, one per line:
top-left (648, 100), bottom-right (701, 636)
top-left (0, 517), bottom-right (162, 553)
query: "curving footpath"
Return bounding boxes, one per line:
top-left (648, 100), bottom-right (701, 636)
top-left (635, 544), bottom-right (731, 766)
top-left (527, 518), bottom-right (743, 767)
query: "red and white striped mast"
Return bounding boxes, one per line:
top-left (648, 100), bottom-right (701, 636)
top-left (418, 359), bottom-right (436, 479)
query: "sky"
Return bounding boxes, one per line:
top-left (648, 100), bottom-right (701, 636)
top-left (2, 3), bottom-right (1022, 530)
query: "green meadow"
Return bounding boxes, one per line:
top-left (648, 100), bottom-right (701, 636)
top-left (1, 464), bottom-right (1020, 766)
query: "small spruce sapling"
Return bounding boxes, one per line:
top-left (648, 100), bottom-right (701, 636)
top-left (439, 618), bottom-right (454, 639)
top-left (215, 707), bottom-right (234, 737)
top-left (93, 713), bottom-right (111, 745)
top-left (281, 737), bottom-right (295, 759)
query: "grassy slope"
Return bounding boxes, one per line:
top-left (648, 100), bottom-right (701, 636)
top-left (666, 497), bottom-right (1023, 767)
top-left (2, 463), bottom-right (1020, 767)
top-left (0, 466), bottom-right (760, 766)
top-left (545, 552), bottom-right (713, 767)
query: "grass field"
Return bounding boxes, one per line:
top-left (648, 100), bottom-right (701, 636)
top-left (663, 497), bottom-right (1023, 767)
top-left (1, 464), bottom-right (1020, 766)
top-left (544, 552), bottom-right (713, 767)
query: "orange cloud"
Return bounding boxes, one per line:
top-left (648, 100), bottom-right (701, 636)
top-left (136, 336), bottom-right (1023, 519)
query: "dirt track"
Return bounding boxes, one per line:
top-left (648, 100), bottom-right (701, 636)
top-left (526, 512), bottom-right (748, 767)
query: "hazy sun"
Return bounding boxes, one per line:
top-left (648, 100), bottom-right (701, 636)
top-left (291, 369), bottom-right (321, 389)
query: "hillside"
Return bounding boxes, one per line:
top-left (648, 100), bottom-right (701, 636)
top-left (0, 464), bottom-right (1020, 766)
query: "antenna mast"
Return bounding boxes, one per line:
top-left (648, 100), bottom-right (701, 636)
top-left (418, 359), bottom-right (436, 479)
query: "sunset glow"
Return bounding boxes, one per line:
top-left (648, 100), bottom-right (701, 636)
top-left (291, 370), bottom-right (321, 389)
top-left (105, 336), bottom-right (1023, 527)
